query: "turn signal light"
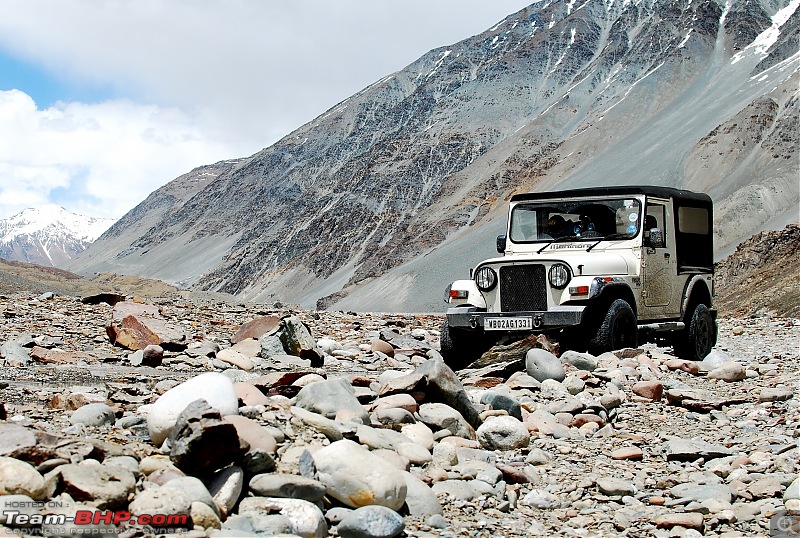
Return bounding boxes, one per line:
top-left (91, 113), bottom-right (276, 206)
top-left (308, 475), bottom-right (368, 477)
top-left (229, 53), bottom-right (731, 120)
top-left (569, 286), bottom-right (590, 295)
top-left (449, 289), bottom-right (468, 299)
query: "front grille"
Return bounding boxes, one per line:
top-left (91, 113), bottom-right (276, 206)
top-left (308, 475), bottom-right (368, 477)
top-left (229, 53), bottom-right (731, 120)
top-left (500, 265), bottom-right (547, 312)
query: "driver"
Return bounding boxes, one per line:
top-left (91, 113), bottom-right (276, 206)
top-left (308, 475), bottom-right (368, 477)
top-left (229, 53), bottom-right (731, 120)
top-left (546, 215), bottom-right (566, 237)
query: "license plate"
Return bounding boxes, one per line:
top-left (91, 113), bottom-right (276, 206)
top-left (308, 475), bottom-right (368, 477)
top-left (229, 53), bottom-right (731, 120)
top-left (485, 317), bottom-right (533, 331)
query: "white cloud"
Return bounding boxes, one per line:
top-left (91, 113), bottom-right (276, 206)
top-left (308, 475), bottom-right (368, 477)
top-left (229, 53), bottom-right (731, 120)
top-left (0, 89), bottom-right (237, 219)
top-left (0, 1), bottom-right (533, 220)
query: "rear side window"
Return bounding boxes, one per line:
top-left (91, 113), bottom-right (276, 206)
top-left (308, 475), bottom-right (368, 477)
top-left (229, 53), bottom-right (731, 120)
top-left (678, 207), bottom-right (709, 234)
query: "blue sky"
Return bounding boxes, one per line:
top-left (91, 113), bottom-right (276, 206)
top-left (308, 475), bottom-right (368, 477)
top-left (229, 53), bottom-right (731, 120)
top-left (0, 1), bottom-right (534, 221)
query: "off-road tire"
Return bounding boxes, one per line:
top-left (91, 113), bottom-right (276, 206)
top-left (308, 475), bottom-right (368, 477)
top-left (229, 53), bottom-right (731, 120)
top-left (674, 303), bottom-right (716, 360)
top-left (587, 299), bottom-right (638, 355)
top-left (440, 318), bottom-right (491, 370)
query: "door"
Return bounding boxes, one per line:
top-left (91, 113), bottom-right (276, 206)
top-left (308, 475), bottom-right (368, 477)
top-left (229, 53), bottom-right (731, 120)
top-left (642, 202), bottom-right (673, 307)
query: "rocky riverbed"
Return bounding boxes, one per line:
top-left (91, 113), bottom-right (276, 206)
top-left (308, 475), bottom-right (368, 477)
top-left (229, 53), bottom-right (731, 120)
top-left (0, 291), bottom-right (797, 538)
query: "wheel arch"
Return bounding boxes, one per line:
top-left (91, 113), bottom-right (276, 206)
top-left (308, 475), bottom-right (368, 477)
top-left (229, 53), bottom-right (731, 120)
top-left (680, 277), bottom-right (711, 321)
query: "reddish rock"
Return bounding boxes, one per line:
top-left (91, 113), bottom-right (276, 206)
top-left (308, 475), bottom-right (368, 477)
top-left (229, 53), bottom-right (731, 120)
top-left (370, 338), bottom-right (395, 357)
top-left (610, 447), bottom-right (644, 460)
top-left (224, 415), bottom-right (277, 453)
top-left (107, 314), bottom-right (188, 351)
top-left (665, 359), bottom-right (701, 375)
top-left (569, 414), bottom-right (604, 428)
top-left (632, 380), bottom-right (663, 401)
top-left (111, 301), bottom-right (159, 323)
top-left (467, 377), bottom-right (505, 388)
top-left (231, 316), bottom-right (281, 344)
top-left (654, 512), bottom-right (704, 532)
top-left (234, 382), bottom-right (271, 407)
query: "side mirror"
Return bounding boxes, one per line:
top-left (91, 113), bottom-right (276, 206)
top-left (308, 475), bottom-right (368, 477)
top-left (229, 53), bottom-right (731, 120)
top-left (496, 234), bottom-right (507, 253)
top-left (649, 228), bottom-right (665, 249)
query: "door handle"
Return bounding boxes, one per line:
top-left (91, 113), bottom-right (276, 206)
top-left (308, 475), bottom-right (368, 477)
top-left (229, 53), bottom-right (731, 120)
top-left (664, 253), bottom-right (671, 259)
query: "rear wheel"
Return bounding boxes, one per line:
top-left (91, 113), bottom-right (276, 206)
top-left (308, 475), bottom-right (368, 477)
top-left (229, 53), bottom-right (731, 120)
top-left (440, 318), bottom-right (491, 370)
top-left (675, 303), bottom-right (716, 360)
top-left (587, 299), bottom-right (638, 355)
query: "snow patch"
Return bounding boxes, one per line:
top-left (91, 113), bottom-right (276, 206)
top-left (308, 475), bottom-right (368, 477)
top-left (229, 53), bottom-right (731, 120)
top-left (731, 0), bottom-right (800, 64)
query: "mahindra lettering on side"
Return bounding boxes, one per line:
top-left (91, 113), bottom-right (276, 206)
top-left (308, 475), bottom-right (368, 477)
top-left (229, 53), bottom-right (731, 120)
top-left (442, 186), bottom-right (717, 368)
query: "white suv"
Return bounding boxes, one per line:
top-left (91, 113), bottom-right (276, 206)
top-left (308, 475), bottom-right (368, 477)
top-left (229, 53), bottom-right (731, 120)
top-left (442, 186), bottom-right (717, 367)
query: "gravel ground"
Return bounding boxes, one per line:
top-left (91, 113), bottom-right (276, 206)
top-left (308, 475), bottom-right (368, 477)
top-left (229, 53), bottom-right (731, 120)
top-left (0, 292), bottom-right (797, 537)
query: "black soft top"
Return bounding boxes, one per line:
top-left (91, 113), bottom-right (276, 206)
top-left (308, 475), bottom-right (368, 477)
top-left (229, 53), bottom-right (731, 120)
top-left (510, 186), bottom-right (711, 205)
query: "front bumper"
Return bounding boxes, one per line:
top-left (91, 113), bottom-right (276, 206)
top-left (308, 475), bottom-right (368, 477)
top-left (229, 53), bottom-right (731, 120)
top-left (446, 306), bottom-right (586, 332)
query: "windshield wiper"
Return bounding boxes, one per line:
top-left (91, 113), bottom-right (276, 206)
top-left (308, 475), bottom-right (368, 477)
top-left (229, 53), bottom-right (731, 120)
top-left (586, 233), bottom-right (629, 252)
top-left (537, 235), bottom-right (581, 254)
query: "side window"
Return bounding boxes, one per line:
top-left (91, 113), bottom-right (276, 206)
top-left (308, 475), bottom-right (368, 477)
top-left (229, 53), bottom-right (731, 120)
top-left (645, 204), bottom-right (666, 247)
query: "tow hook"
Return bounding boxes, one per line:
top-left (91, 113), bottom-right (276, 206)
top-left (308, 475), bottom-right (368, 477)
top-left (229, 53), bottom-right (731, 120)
top-left (469, 316), bottom-right (480, 329)
top-left (532, 315), bottom-right (544, 328)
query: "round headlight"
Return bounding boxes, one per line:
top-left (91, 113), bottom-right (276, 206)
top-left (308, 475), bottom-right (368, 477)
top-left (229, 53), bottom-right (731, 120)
top-left (474, 266), bottom-right (497, 291)
top-left (548, 263), bottom-right (571, 289)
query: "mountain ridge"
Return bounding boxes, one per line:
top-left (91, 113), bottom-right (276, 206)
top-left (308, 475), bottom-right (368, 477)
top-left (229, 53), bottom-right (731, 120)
top-left (67, 0), bottom-right (799, 312)
top-left (0, 206), bottom-right (114, 268)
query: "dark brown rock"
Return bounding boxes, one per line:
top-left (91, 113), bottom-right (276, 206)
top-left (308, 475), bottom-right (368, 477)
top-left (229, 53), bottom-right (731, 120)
top-left (231, 315), bottom-right (281, 344)
top-left (167, 400), bottom-right (248, 475)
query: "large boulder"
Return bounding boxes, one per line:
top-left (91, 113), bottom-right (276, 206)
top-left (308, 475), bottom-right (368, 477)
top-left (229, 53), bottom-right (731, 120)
top-left (144, 372), bottom-right (239, 446)
top-left (312, 440), bottom-right (407, 511)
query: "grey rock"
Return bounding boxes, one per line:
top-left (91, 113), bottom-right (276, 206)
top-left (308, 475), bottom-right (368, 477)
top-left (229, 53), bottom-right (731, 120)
top-left (665, 438), bottom-right (734, 461)
top-left (671, 481), bottom-right (734, 503)
top-left (379, 357), bottom-right (481, 428)
top-left (223, 513), bottom-right (293, 536)
top-left (431, 480), bottom-right (485, 501)
top-left (559, 350), bottom-right (598, 371)
top-left (356, 424), bottom-right (414, 451)
top-left (453, 460), bottom-right (503, 485)
top-left (418, 402), bottom-right (476, 440)
top-left (294, 378), bottom-right (370, 425)
top-left (58, 463), bottom-right (135, 509)
top-left (526, 348), bottom-right (566, 382)
top-left (238, 497), bottom-right (327, 538)
top-left (480, 392), bottom-right (522, 420)
top-left (337, 505), bottom-right (405, 538)
top-left (476, 416), bottom-right (530, 451)
top-left (208, 465), bottom-right (245, 516)
top-left (1, 341), bottom-right (31, 367)
top-left (258, 334), bottom-right (286, 358)
top-left (161, 476), bottom-right (219, 515)
top-left (249, 473), bottom-right (327, 502)
top-left (401, 471), bottom-right (442, 516)
top-left (167, 399), bottom-right (247, 475)
top-left (280, 315), bottom-right (324, 367)
top-left (520, 489), bottom-right (561, 509)
top-left (69, 403), bottom-right (115, 427)
top-left (596, 477), bottom-right (636, 496)
top-left (313, 439), bottom-right (407, 510)
top-left (241, 448), bottom-right (276, 474)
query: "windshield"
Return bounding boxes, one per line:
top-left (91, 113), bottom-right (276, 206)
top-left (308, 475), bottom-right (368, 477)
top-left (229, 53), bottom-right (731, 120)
top-left (509, 198), bottom-right (642, 243)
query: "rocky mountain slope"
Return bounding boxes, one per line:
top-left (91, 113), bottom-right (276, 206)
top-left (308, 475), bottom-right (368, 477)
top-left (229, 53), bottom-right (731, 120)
top-left (0, 206), bottom-right (114, 267)
top-left (68, 0), bottom-right (800, 311)
top-left (714, 223), bottom-right (800, 318)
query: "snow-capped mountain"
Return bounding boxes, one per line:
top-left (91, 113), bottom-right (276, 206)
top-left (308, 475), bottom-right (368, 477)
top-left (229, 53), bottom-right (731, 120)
top-left (0, 206), bottom-right (115, 267)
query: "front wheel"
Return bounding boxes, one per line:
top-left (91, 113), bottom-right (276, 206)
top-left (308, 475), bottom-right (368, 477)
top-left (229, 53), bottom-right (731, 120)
top-left (674, 304), bottom-right (716, 360)
top-left (587, 299), bottom-right (638, 355)
top-left (440, 318), bottom-right (492, 370)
